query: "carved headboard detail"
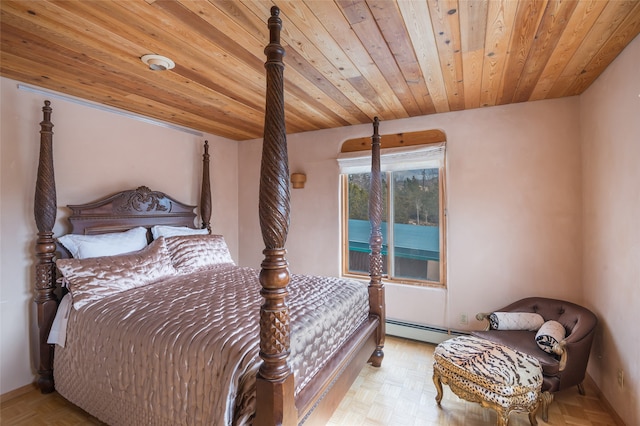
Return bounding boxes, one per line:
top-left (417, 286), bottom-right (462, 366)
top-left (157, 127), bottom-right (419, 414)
top-left (66, 185), bottom-right (198, 236)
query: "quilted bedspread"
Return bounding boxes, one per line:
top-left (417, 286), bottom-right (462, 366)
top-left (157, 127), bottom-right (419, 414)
top-left (54, 265), bottom-right (369, 425)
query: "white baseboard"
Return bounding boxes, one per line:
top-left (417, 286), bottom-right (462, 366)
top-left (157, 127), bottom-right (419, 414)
top-left (385, 319), bottom-right (466, 345)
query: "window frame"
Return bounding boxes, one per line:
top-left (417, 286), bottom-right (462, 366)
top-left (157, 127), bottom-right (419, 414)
top-left (340, 155), bottom-right (447, 288)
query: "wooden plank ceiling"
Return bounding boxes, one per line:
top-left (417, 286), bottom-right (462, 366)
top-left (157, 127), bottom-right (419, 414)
top-left (2, 1), bottom-right (639, 141)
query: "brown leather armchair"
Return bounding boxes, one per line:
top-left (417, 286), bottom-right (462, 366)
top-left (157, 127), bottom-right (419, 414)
top-left (472, 297), bottom-right (597, 422)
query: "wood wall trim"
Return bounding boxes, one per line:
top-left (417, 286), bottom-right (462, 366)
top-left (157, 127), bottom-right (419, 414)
top-left (340, 129), bottom-right (446, 153)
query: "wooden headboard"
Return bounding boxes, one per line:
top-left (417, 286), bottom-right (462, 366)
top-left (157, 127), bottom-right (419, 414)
top-left (66, 186), bottom-right (199, 236)
top-left (53, 185), bottom-right (204, 260)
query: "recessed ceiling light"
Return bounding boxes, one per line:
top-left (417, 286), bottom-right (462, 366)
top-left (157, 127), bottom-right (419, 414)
top-left (141, 54), bottom-right (175, 71)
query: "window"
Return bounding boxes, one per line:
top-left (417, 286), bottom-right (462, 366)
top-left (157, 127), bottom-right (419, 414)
top-left (339, 142), bottom-right (446, 286)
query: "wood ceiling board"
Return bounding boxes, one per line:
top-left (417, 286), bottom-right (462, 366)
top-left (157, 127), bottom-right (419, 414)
top-left (566, 1), bottom-right (640, 95)
top-left (460, 0), bottom-right (488, 110)
top-left (367, 0), bottom-right (436, 116)
top-left (122, 3), bottom-right (319, 137)
top-left (147, 1), bottom-right (266, 73)
top-left (547, 0), bottom-right (639, 99)
top-left (175, 0), bottom-right (328, 127)
top-left (511, 0), bottom-right (579, 103)
top-left (305, 0), bottom-right (411, 120)
top-left (528, 0), bottom-right (609, 102)
top-left (479, 0), bottom-right (519, 108)
top-left (123, 95), bottom-right (259, 139)
top-left (1, 0), bottom-right (639, 141)
top-left (498, 0), bottom-right (548, 105)
top-left (104, 2), bottom-right (270, 107)
top-left (0, 2), bottom-right (148, 79)
top-left (0, 25), bottom-right (177, 108)
top-left (338, 0), bottom-right (424, 118)
top-left (428, 0), bottom-right (466, 112)
top-left (274, 0), bottom-right (403, 121)
top-left (203, 0), bottom-right (364, 129)
top-left (284, 47), bottom-right (371, 124)
top-left (397, 0), bottom-right (450, 113)
top-left (246, 0), bottom-right (380, 120)
top-left (275, 1), bottom-right (363, 80)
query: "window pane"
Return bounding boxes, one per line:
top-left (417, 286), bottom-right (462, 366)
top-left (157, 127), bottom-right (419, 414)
top-left (347, 173), bottom-right (388, 275)
top-left (392, 169), bottom-right (440, 281)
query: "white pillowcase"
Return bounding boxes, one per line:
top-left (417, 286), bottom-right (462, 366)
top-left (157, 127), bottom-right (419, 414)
top-left (47, 293), bottom-right (72, 347)
top-left (151, 225), bottom-right (209, 240)
top-left (488, 312), bottom-right (545, 331)
top-left (58, 227), bottom-right (148, 259)
top-left (535, 320), bottom-right (566, 354)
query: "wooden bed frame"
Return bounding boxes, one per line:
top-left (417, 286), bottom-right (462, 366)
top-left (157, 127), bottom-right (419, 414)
top-left (33, 6), bottom-right (385, 425)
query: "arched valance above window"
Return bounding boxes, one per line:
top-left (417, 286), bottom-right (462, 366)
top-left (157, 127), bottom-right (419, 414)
top-left (337, 129), bottom-right (447, 174)
top-left (340, 129), bottom-right (446, 153)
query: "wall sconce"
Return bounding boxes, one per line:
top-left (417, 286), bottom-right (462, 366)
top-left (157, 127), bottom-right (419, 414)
top-left (290, 173), bottom-right (307, 189)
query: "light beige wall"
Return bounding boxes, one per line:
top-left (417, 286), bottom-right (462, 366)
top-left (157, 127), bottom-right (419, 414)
top-left (580, 35), bottom-right (640, 426)
top-left (0, 78), bottom-right (239, 394)
top-left (238, 96), bottom-right (584, 331)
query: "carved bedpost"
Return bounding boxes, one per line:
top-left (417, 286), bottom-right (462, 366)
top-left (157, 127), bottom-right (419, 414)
top-left (368, 117), bottom-right (385, 367)
top-left (34, 100), bottom-right (58, 393)
top-left (200, 140), bottom-right (212, 232)
top-left (255, 6), bottom-right (297, 425)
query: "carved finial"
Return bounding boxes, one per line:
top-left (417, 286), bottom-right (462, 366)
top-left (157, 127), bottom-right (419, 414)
top-left (265, 6), bottom-right (284, 64)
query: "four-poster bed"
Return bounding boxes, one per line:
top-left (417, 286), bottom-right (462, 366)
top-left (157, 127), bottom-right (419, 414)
top-left (33, 7), bottom-right (385, 425)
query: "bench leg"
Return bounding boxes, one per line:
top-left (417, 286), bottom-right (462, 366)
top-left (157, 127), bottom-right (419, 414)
top-left (528, 404), bottom-right (539, 426)
top-left (541, 391), bottom-right (553, 422)
top-left (433, 370), bottom-right (444, 405)
top-left (496, 408), bottom-right (509, 426)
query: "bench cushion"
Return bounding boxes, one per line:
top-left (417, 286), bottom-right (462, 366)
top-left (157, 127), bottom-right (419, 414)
top-left (471, 330), bottom-right (561, 377)
top-left (434, 335), bottom-right (542, 409)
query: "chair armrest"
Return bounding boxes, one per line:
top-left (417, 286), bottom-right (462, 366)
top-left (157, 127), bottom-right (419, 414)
top-left (552, 340), bottom-right (567, 371)
top-left (476, 313), bottom-right (491, 331)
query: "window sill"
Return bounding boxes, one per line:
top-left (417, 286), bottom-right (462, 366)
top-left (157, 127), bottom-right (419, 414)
top-left (341, 272), bottom-right (445, 288)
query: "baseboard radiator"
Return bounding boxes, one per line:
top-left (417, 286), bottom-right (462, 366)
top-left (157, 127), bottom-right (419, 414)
top-left (385, 319), bottom-right (467, 345)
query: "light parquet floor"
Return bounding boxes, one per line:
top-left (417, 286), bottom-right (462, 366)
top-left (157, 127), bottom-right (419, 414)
top-left (1, 336), bottom-right (619, 425)
top-left (327, 336), bottom-right (619, 426)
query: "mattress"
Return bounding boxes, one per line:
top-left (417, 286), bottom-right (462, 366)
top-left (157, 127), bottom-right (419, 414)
top-left (53, 265), bottom-right (369, 425)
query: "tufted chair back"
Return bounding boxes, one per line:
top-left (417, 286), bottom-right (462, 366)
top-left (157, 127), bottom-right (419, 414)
top-left (494, 297), bottom-right (598, 391)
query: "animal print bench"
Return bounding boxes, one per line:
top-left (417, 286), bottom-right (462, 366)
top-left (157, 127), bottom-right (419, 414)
top-left (433, 335), bottom-right (543, 426)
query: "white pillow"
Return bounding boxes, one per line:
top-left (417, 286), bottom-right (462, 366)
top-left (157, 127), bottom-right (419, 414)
top-left (58, 227), bottom-right (148, 259)
top-left (489, 312), bottom-right (545, 331)
top-left (151, 225), bottom-right (209, 240)
top-left (535, 320), bottom-right (566, 354)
